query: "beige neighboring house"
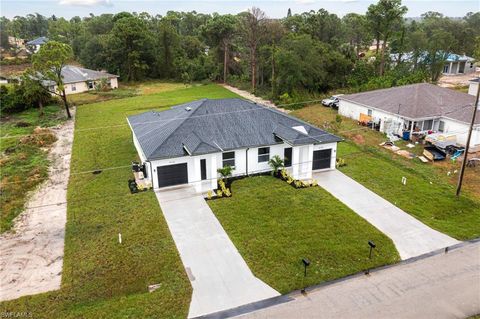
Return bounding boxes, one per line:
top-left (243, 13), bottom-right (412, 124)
top-left (45, 65), bottom-right (119, 95)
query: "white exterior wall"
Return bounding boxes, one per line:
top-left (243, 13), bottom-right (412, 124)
top-left (110, 77), bottom-right (119, 89)
top-left (50, 77), bottom-right (119, 95)
top-left (339, 100), bottom-right (406, 135)
top-left (141, 141), bottom-right (337, 190)
top-left (468, 82), bottom-right (479, 96)
top-left (440, 118), bottom-right (480, 147)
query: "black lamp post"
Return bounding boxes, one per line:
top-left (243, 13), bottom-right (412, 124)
top-left (368, 240), bottom-right (376, 259)
top-left (365, 241), bottom-right (376, 275)
top-left (301, 258), bottom-right (310, 293)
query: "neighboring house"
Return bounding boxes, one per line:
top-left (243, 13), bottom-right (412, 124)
top-left (338, 83), bottom-right (480, 147)
top-left (469, 78), bottom-right (479, 96)
top-left (26, 36), bottom-right (48, 53)
top-left (389, 52), bottom-right (476, 75)
top-left (127, 98), bottom-right (342, 191)
top-left (369, 40), bottom-right (387, 51)
top-left (442, 54), bottom-right (476, 75)
top-left (44, 65), bottom-right (119, 95)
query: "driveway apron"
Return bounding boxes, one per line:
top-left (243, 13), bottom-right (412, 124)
top-left (313, 170), bottom-right (459, 259)
top-left (155, 187), bottom-right (279, 318)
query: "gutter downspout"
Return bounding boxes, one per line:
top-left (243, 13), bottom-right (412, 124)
top-left (246, 148), bottom-right (249, 176)
top-left (147, 160), bottom-right (153, 189)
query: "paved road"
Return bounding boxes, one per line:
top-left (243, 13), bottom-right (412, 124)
top-left (313, 170), bottom-right (459, 259)
top-left (155, 187), bottom-right (279, 318)
top-left (236, 241), bottom-right (480, 319)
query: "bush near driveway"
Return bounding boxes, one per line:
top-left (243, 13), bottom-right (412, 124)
top-left (208, 175), bottom-right (400, 294)
top-left (1, 84), bottom-right (238, 317)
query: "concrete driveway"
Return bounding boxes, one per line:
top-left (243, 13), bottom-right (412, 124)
top-left (155, 187), bottom-right (279, 318)
top-left (313, 170), bottom-right (459, 259)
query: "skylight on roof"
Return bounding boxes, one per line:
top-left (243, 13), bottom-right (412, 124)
top-left (292, 126), bottom-right (308, 135)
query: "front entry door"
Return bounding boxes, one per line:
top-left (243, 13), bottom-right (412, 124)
top-left (284, 148), bottom-right (292, 167)
top-left (200, 159), bottom-right (207, 180)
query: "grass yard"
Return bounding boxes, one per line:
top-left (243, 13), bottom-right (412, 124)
top-left (1, 83), bottom-right (238, 318)
top-left (0, 105), bottom-right (65, 232)
top-left (68, 81), bottom-right (188, 106)
top-left (208, 176), bottom-right (400, 294)
top-left (293, 105), bottom-right (480, 240)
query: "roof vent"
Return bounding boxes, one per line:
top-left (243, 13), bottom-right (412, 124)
top-left (185, 107), bottom-right (192, 111)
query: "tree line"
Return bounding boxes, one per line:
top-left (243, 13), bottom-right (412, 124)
top-left (1, 0), bottom-right (479, 103)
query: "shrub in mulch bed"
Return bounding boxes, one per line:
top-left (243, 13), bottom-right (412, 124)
top-left (277, 168), bottom-right (318, 189)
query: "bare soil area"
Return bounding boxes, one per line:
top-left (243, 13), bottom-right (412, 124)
top-left (437, 71), bottom-right (480, 88)
top-left (0, 110), bottom-right (75, 301)
top-left (222, 84), bottom-right (291, 113)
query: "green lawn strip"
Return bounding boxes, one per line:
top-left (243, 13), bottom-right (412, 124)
top-left (208, 175), bottom-right (399, 294)
top-left (1, 105), bottom-right (65, 232)
top-left (338, 142), bottom-right (480, 240)
top-left (1, 83), bottom-right (240, 317)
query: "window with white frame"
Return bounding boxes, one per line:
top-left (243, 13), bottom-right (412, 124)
top-left (438, 120), bottom-right (445, 132)
top-left (71, 83), bottom-right (76, 91)
top-left (222, 152), bottom-right (235, 167)
top-left (258, 147), bottom-right (270, 163)
top-left (87, 81), bottom-right (94, 89)
top-left (367, 109), bottom-right (372, 116)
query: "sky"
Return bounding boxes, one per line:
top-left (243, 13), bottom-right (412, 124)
top-left (1, 0), bottom-right (479, 19)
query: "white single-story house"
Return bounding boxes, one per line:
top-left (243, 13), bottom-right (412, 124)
top-left (442, 54), bottom-right (476, 75)
top-left (45, 65), bottom-right (119, 95)
top-left (338, 83), bottom-right (480, 147)
top-left (26, 36), bottom-right (48, 53)
top-left (127, 98), bottom-right (342, 191)
top-left (469, 78), bottom-right (479, 96)
top-left (389, 52), bottom-right (476, 75)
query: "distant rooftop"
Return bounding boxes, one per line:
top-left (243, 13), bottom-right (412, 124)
top-left (26, 36), bottom-right (48, 46)
top-left (59, 65), bottom-right (118, 84)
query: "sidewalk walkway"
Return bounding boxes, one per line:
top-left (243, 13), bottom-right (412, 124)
top-left (237, 241), bottom-right (480, 319)
top-left (155, 187), bottom-right (279, 318)
top-left (313, 170), bottom-right (459, 259)
top-left (222, 84), bottom-right (291, 113)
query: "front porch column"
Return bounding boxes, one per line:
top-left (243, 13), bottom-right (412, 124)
top-left (304, 144), bottom-right (313, 179)
top-left (292, 146), bottom-right (300, 179)
top-left (410, 120), bottom-right (415, 140)
top-left (449, 62), bottom-right (453, 74)
top-left (193, 157), bottom-right (202, 193)
top-left (210, 155), bottom-right (217, 190)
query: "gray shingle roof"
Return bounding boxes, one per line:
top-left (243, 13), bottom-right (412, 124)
top-left (340, 83), bottom-right (478, 124)
top-left (128, 98), bottom-right (342, 160)
top-left (60, 65), bottom-right (118, 84)
top-left (26, 36), bottom-right (48, 45)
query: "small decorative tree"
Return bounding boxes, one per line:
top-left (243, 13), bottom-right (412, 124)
top-left (268, 155), bottom-right (284, 176)
top-left (217, 165), bottom-right (234, 179)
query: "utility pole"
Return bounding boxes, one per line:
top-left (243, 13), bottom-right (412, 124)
top-left (456, 80), bottom-right (480, 196)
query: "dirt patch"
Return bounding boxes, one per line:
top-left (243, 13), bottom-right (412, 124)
top-left (0, 109), bottom-right (75, 302)
top-left (350, 134), bottom-right (365, 144)
top-left (437, 71), bottom-right (480, 88)
top-left (222, 84), bottom-right (291, 113)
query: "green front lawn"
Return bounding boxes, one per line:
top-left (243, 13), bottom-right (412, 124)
top-left (1, 83), bottom-right (239, 318)
top-left (208, 176), bottom-right (400, 294)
